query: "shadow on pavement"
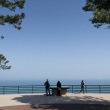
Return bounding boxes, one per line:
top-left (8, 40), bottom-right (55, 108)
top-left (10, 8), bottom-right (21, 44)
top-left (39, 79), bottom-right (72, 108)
top-left (1, 104), bottom-right (110, 110)
top-left (12, 94), bottom-right (110, 105)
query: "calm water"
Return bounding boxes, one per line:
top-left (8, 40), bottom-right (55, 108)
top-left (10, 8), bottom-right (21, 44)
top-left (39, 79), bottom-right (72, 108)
top-left (0, 79), bottom-right (110, 86)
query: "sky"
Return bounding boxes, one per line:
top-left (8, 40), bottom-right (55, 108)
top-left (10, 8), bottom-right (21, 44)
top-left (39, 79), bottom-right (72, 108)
top-left (0, 0), bottom-right (110, 81)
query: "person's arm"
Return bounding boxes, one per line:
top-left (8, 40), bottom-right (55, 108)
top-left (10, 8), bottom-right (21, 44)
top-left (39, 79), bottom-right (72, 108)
top-left (44, 82), bottom-right (46, 86)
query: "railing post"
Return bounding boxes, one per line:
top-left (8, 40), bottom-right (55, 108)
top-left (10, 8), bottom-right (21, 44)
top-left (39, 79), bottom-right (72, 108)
top-left (85, 85), bottom-right (87, 93)
top-left (18, 86), bottom-right (19, 94)
top-left (72, 85), bottom-right (73, 93)
top-left (3, 86), bottom-right (5, 94)
top-left (99, 85), bottom-right (101, 94)
top-left (32, 85), bottom-right (33, 94)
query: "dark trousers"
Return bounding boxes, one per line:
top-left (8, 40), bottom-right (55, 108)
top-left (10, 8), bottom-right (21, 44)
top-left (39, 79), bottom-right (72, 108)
top-left (79, 88), bottom-right (84, 94)
top-left (45, 87), bottom-right (50, 96)
top-left (57, 90), bottom-right (61, 96)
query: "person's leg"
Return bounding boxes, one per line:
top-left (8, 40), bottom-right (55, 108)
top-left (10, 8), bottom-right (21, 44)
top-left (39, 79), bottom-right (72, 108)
top-left (46, 88), bottom-right (48, 96)
top-left (47, 88), bottom-right (50, 95)
top-left (59, 90), bottom-right (61, 96)
top-left (79, 89), bottom-right (82, 93)
top-left (48, 88), bottom-right (50, 95)
top-left (46, 88), bottom-right (48, 95)
top-left (58, 90), bottom-right (59, 96)
top-left (58, 90), bottom-right (60, 96)
top-left (57, 89), bottom-right (59, 96)
top-left (83, 88), bottom-right (84, 94)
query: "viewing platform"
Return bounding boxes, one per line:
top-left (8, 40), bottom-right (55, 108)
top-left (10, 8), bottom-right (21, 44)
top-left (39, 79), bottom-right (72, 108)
top-left (0, 84), bottom-right (110, 109)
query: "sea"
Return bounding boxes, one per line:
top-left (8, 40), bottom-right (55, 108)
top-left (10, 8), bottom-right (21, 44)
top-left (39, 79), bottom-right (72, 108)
top-left (0, 79), bottom-right (110, 86)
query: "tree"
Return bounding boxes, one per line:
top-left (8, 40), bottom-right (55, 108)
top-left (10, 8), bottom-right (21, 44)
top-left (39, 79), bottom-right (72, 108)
top-left (0, 0), bottom-right (25, 30)
top-left (83, 0), bottom-right (110, 28)
top-left (0, 37), bottom-right (10, 69)
top-left (0, 0), bottom-right (25, 69)
top-left (0, 54), bottom-right (11, 69)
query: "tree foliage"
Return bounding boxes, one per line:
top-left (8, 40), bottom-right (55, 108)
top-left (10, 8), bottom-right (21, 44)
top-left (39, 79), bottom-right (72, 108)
top-left (0, 54), bottom-right (11, 70)
top-left (0, 0), bottom-right (25, 70)
top-left (0, 0), bottom-right (25, 30)
top-left (83, 0), bottom-right (110, 28)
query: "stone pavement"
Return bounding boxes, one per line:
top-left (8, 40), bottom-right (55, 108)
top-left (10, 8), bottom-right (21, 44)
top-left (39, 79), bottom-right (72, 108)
top-left (0, 93), bottom-right (110, 107)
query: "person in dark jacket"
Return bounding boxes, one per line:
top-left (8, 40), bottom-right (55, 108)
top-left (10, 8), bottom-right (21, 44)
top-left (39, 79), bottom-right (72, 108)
top-left (79, 80), bottom-right (85, 94)
top-left (57, 80), bottom-right (61, 96)
top-left (44, 79), bottom-right (50, 96)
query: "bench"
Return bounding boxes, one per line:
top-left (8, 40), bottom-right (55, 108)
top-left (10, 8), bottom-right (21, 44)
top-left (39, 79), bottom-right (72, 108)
top-left (50, 87), bottom-right (70, 95)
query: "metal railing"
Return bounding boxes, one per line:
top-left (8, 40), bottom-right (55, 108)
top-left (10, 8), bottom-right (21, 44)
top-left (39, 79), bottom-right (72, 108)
top-left (0, 85), bottom-right (110, 94)
top-left (67, 85), bottom-right (110, 94)
top-left (0, 85), bottom-right (45, 94)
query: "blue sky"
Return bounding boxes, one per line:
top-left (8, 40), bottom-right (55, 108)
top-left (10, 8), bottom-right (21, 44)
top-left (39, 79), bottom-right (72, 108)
top-left (0, 0), bottom-right (110, 81)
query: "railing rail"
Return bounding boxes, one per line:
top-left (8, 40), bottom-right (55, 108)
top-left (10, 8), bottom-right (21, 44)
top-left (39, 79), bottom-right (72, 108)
top-left (0, 85), bottom-right (110, 94)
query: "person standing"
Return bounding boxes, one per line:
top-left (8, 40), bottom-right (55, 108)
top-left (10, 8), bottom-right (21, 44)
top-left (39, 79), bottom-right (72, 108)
top-left (44, 79), bottom-right (50, 96)
top-left (57, 80), bottom-right (62, 96)
top-left (79, 80), bottom-right (85, 94)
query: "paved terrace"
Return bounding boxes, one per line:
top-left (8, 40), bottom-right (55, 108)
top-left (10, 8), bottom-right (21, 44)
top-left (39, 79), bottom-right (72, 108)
top-left (0, 93), bottom-right (110, 107)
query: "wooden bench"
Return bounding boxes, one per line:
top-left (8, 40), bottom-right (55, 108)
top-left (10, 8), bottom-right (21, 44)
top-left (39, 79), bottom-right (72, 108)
top-left (50, 87), bottom-right (70, 95)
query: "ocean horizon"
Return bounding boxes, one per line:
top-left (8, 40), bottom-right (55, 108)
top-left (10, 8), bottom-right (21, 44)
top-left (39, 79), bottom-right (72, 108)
top-left (0, 79), bottom-right (110, 86)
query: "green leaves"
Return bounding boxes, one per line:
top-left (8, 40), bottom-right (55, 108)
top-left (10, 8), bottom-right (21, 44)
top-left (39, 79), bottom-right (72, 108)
top-left (0, 0), bottom-right (25, 30)
top-left (0, 1), bottom-right (25, 70)
top-left (83, 0), bottom-right (110, 28)
top-left (0, 0), bottom-right (25, 11)
top-left (0, 54), bottom-right (11, 70)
